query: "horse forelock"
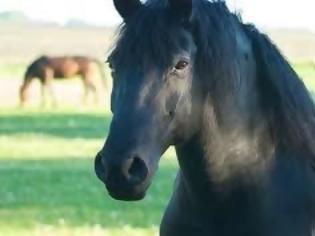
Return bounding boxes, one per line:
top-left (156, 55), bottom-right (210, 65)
top-left (110, 0), bottom-right (233, 70)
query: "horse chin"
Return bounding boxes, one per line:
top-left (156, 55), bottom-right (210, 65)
top-left (107, 186), bottom-right (148, 201)
top-left (106, 174), bottom-right (153, 201)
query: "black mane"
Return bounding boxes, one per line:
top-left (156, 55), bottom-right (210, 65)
top-left (112, 0), bottom-right (315, 155)
top-left (245, 26), bottom-right (315, 154)
top-left (110, 1), bottom-right (185, 69)
top-left (110, 0), bottom-right (232, 69)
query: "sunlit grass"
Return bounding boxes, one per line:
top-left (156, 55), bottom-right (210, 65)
top-left (1, 60), bottom-right (313, 235)
top-left (0, 63), bottom-right (25, 78)
top-left (0, 158), bottom-right (177, 227)
top-left (0, 226), bottom-right (158, 236)
top-left (0, 107), bottom-right (178, 235)
top-left (294, 61), bottom-right (315, 92)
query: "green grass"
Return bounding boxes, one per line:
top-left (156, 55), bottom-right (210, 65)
top-left (0, 60), bottom-right (314, 235)
top-left (0, 108), bottom-right (178, 236)
top-left (293, 61), bottom-right (315, 92)
top-left (0, 63), bottom-right (25, 79)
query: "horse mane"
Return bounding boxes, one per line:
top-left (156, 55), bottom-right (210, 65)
top-left (192, 1), bottom-right (315, 155)
top-left (191, 1), bottom-right (315, 155)
top-left (244, 26), bottom-right (315, 155)
top-left (113, 0), bottom-right (315, 155)
top-left (110, 1), bottom-right (184, 69)
top-left (110, 0), bottom-right (233, 69)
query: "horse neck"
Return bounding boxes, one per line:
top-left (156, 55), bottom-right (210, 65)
top-left (176, 71), bottom-right (275, 200)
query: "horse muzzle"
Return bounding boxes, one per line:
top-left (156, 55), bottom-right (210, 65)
top-left (94, 150), bottom-right (151, 201)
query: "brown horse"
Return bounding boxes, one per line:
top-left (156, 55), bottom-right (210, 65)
top-left (20, 55), bottom-right (107, 106)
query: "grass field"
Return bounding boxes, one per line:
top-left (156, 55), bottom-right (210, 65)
top-left (0, 63), bottom-right (314, 236)
top-left (0, 22), bottom-right (315, 236)
top-left (0, 108), bottom-right (178, 236)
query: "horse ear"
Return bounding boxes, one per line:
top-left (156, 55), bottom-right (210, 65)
top-left (113, 0), bottom-right (142, 21)
top-left (169, 0), bottom-right (192, 22)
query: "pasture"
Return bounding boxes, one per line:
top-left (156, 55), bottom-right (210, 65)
top-left (0, 108), bottom-right (178, 236)
top-left (0, 61), bottom-right (314, 236)
top-left (0, 22), bottom-right (315, 236)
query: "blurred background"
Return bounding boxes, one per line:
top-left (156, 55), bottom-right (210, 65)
top-left (0, 0), bottom-right (314, 236)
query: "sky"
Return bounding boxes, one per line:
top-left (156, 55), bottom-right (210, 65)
top-left (0, 0), bottom-right (314, 32)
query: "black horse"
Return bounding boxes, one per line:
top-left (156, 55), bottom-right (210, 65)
top-left (95, 0), bottom-right (315, 235)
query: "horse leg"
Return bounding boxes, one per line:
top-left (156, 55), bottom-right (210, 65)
top-left (19, 82), bottom-right (30, 108)
top-left (40, 82), bottom-right (48, 108)
top-left (47, 82), bottom-right (57, 107)
top-left (84, 83), bottom-right (98, 106)
top-left (82, 73), bottom-right (99, 106)
top-left (82, 81), bottom-right (89, 106)
top-left (89, 82), bottom-right (99, 105)
top-left (44, 68), bottom-right (57, 107)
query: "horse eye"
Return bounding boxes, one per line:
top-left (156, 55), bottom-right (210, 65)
top-left (174, 60), bottom-right (189, 70)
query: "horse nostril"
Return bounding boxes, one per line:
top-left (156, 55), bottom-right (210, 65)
top-left (127, 156), bottom-right (148, 185)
